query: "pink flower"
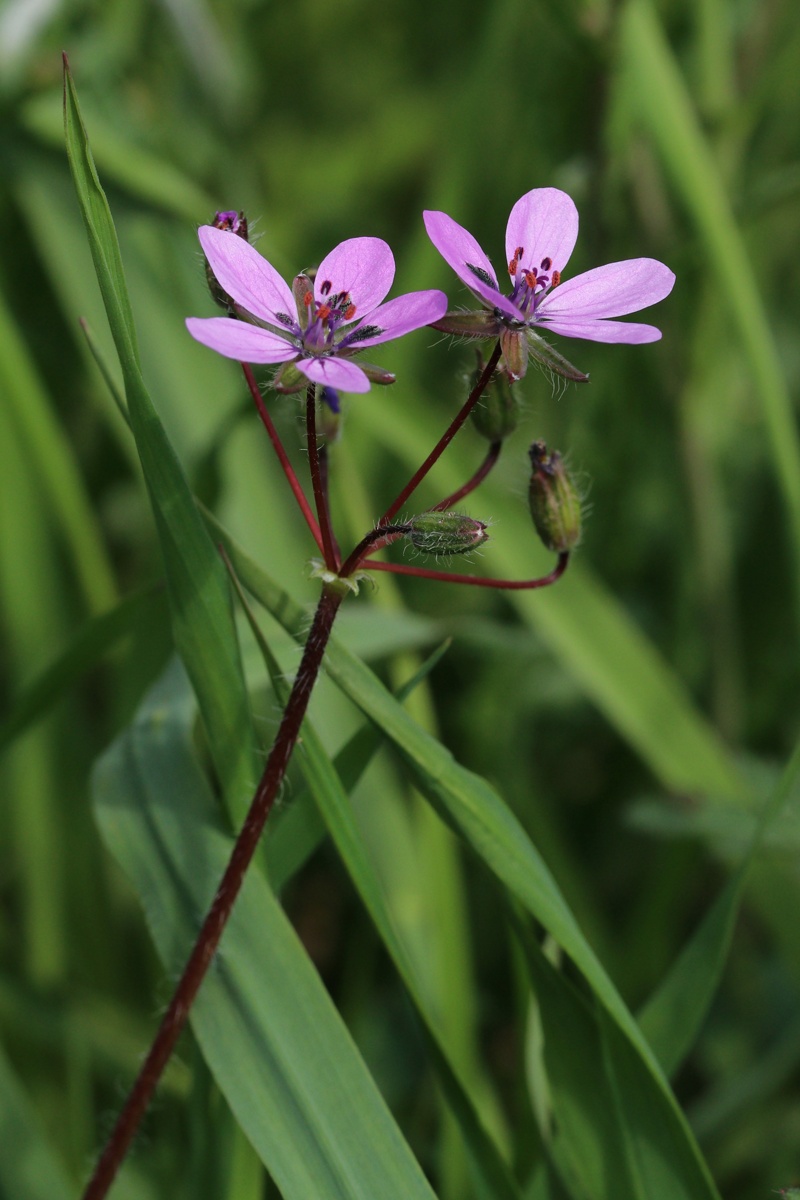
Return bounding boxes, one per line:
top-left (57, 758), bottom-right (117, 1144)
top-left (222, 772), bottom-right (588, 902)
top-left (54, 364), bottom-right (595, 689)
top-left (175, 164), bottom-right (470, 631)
top-left (423, 188), bottom-right (675, 381)
top-left (187, 226), bottom-right (448, 394)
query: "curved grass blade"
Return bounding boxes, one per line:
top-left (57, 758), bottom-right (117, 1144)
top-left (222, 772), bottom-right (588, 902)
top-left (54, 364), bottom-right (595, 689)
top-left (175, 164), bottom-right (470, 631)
top-left (0, 280), bottom-right (117, 616)
top-left (638, 740), bottom-right (800, 1075)
top-left (0, 583), bottom-right (165, 755)
top-left (619, 0), bottom-right (800, 605)
top-left (210, 520), bottom-right (721, 1200)
top-left (93, 659), bottom-right (439, 1200)
top-left (0, 1041), bottom-right (74, 1200)
top-left (63, 58), bottom-right (256, 822)
top-left (517, 926), bottom-right (641, 1200)
top-left (266, 637), bottom-right (453, 892)
top-left (228, 570), bottom-right (522, 1200)
top-left (23, 91), bottom-right (215, 222)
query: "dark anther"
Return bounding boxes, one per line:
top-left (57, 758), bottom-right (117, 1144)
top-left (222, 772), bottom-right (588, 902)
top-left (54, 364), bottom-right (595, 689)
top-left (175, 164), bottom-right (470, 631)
top-left (467, 262), bottom-right (494, 287)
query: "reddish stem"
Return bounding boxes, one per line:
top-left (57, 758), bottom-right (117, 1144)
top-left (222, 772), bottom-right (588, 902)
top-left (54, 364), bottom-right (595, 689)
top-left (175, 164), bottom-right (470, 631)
top-left (338, 342), bottom-right (502, 578)
top-left (306, 386), bottom-right (339, 571)
top-left (433, 440), bottom-right (502, 512)
top-left (81, 584), bottom-right (344, 1200)
top-left (378, 341), bottom-right (502, 527)
top-left (241, 364), bottom-right (324, 553)
top-left (364, 552), bottom-right (570, 589)
top-left (318, 444), bottom-right (341, 565)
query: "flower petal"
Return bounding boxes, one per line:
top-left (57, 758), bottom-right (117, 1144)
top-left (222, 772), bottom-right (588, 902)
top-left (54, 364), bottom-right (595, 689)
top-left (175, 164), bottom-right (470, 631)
top-left (295, 356), bottom-right (371, 393)
top-left (536, 317), bottom-right (663, 344)
top-left (185, 317), bottom-right (299, 362)
top-left (314, 238), bottom-right (395, 318)
top-left (537, 258), bottom-right (675, 321)
top-left (505, 188), bottom-right (579, 277)
top-left (423, 211), bottom-right (519, 320)
top-left (342, 289), bottom-right (448, 348)
top-left (198, 226), bottom-right (297, 327)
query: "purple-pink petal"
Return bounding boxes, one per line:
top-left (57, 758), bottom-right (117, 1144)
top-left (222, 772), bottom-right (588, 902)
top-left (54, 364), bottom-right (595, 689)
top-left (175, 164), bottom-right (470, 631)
top-left (185, 316), bottom-right (299, 362)
top-left (198, 226), bottom-right (296, 327)
top-left (423, 211), bottom-right (519, 320)
top-left (296, 355), bottom-right (371, 393)
top-left (314, 238), bottom-right (395, 320)
top-left (536, 317), bottom-right (663, 344)
top-left (344, 289), bottom-right (448, 347)
top-left (537, 258), bottom-right (675, 321)
top-left (505, 188), bottom-right (579, 279)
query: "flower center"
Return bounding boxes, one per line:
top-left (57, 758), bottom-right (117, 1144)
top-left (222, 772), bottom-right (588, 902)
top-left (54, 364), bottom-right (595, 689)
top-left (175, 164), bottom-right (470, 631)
top-left (302, 279), bottom-right (357, 354)
top-left (507, 246), bottom-right (561, 319)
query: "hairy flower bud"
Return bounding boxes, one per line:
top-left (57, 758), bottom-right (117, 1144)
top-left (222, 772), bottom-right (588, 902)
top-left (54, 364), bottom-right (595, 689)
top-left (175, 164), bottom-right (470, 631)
top-left (205, 211), bottom-right (249, 309)
top-left (471, 355), bottom-right (519, 442)
top-left (407, 511), bottom-right (489, 557)
top-left (528, 441), bottom-right (581, 553)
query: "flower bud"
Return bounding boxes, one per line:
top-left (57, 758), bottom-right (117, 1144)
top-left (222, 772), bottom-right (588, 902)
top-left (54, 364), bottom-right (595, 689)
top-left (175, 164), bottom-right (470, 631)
top-left (273, 361), bottom-right (305, 394)
top-left (293, 273), bottom-right (314, 330)
top-left (430, 310), bottom-right (502, 339)
top-left (206, 211), bottom-right (250, 309)
top-left (528, 441), bottom-right (582, 553)
top-left (407, 511), bottom-right (489, 557)
top-left (500, 328), bottom-right (528, 383)
top-left (471, 354), bottom-right (519, 442)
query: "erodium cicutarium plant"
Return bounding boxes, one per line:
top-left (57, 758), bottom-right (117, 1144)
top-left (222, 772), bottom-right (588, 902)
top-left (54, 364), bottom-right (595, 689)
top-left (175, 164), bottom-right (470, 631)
top-left (82, 190), bottom-right (674, 1200)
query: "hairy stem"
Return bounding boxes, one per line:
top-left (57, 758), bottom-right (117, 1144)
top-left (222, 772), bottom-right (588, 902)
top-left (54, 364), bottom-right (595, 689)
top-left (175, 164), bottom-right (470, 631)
top-left (338, 342), bottom-right (502, 578)
top-left (378, 341), bottom-right (502, 527)
top-left (433, 441), bottom-right (502, 511)
top-left (82, 584), bottom-right (344, 1200)
top-left (242, 364), bottom-right (324, 552)
top-left (306, 385), bottom-right (339, 571)
top-left (365, 551), bottom-right (570, 589)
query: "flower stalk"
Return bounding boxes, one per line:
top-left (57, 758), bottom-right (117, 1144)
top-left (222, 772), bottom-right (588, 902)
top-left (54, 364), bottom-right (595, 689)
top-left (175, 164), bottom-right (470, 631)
top-left (81, 583), bottom-right (345, 1200)
top-left (306, 384), bottom-right (339, 571)
top-left (365, 552), bottom-right (570, 589)
top-left (242, 363), bottom-right (324, 553)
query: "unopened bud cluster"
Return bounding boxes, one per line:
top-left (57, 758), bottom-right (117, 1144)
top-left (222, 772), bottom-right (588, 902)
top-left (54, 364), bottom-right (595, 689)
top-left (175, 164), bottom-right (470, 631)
top-left (528, 441), bottom-right (582, 553)
top-left (407, 511), bottom-right (488, 557)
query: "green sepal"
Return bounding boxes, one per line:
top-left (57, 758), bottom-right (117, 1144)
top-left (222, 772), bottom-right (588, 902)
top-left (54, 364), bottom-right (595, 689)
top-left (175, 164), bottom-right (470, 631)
top-left (273, 361), bottom-right (305, 393)
top-left (526, 330), bottom-right (589, 383)
top-left (358, 362), bottom-right (396, 386)
top-left (430, 310), bottom-right (503, 339)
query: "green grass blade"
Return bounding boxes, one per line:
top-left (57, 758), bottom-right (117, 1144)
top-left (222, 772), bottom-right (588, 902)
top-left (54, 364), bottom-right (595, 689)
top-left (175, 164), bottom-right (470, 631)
top-left (619, 0), bottom-right (800, 598)
top-left (265, 637), bottom-right (453, 892)
top-left (230, 571), bottom-right (521, 1200)
top-left (63, 58), bottom-right (257, 821)
top-left (519, 929), bottom-right (641, 1200)
top-left (638, 740), bottom-right (800, 1074)
top-left (0, 1041), bottom-right (74, 1200)
top-left (0, 583), bottom-right (165, 754)
top-left (93, 659), bottom-right (439, 1200)
top-left (520, 919), bottom-right (720, 1200)
top-left (79, 317), bottom-right (130, 426)
top-left (211, 522), bottom-right (721, 1200)
top-left (23, 90), bottom-right (215, 222)
top-left (0, 281), bottom-right (117, 616)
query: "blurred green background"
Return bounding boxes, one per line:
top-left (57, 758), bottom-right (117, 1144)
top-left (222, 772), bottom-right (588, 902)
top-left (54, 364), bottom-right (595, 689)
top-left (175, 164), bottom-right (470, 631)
top-left (2, 0), bottom-right (800, 1195)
